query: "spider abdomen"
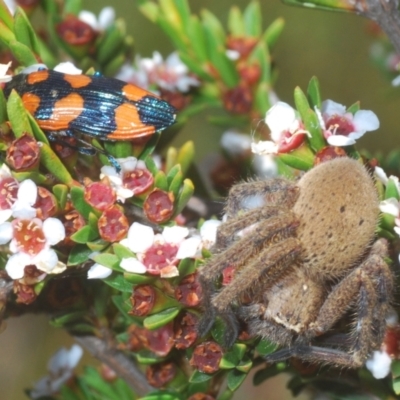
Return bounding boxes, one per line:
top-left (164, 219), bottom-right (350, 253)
top-left (294, 158), bottom-right (379, 280)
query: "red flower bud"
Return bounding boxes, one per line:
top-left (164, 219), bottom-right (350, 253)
top-left (84, 182), bottom-right (116, 211)
top-left (98, 205), bottom-right (129, 242)
top-left (190, 341), bottom-right (223, 374)
top-left (146, 361), bottom-right (176, 388)
top-left (143, 189), bottom-right (174, 224)
top-left (175, 272), bottom-right (202, 307)
top-left (6, 133), bottom-right (40, 171)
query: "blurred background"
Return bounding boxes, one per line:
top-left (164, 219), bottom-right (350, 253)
top-left (1, 0), bottom-right (398, 399)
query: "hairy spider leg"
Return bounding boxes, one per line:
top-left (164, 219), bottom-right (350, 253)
top-left (264, 239), bottom-right (392, 367)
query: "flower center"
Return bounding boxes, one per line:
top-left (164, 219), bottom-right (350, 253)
top-left (142, 242), bottom-right (179, 274)
top-left (325, 115), bottom-right (355, 136)
top-left (13, 219), bottom-right (46, 255)
top-left (0, 177), bottom-right (18, 210)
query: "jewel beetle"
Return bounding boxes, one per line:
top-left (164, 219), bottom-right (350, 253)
top-left (3, 67), bottom-right (176, 142)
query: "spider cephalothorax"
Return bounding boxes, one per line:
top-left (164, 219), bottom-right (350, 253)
top-left (198, 157), bottom-right (393, 367)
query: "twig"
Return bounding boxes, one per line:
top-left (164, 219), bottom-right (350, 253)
top-left (74, 335), bottom-right (154, 396)
top-left (356, 0), bottom-right (400, 54)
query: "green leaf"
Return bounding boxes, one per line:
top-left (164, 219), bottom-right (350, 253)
top-left (189, 370), bottom-right (213, 383)
top-left (27, 113), bottom-right (49, 144)
top-left (64, 0), bottom-right (82, 15)
top-left (255, 338), bottom-right (279, 356)
top-left (92, 253), bottom-right (121, 271)
top-left (227, 369), bottom-right (247, 391)
top-left (174, 178), bottom-right (194, 216)
top-left (9, 39), bottom-right (38, 66)
top-left (96, 20), bottom-right (126, 64)
top-left (135, 349), bottom-right (166, 365)
top-left (228, 6), bottom-right (244, 36)
top-left (52, 184), bottom-right (68, 210)
top-left (139, 131), bottom-right (162, 160)
top-left (347, 101), bottom-right (360, 114)
top-left (307, 76), bottom-right (322, 109)
top-left (232, 343), bottom-right (247, 361)
top-left (219, 353), bottom-right (238, 369)
top-left (113, 243), bottom-right (134, 259)
top-left (71, 225), bottom-right (99, 243)
top-left (50, 311), bottom-right (86, 327)
top-left (124, 272), bottom-right (156, 285)
top-left (144, 155), bottom-right (159, 176)
top-left (178, 51), bottom-right (212, 81)
top-left (14, 8), bottom-right (41, 55)
top-left (0, 0), bottom-right (13, 30)
top-left (243, 1), bottom-right (261, 37)
top-left (278, 144), bottom-right (314, 171)
top-left (154, 170), bottom-right (169, 191)
top-left (168, 170), bottom-right (183, 199)
top-left (67, 244), bottom-right (93, 266)
top-left (104, 274), bottom-right (133, 293)
top-left (176, 141), bottom-right (194, 175)
top-left (140, 391), bottom-right (181, 400)
top-left (0, 89), bottom-right (7, 124)
top-left (236, 358), bottom-right (253, 373)
top-left (143, 307), bottom-right (180, 330)
top-left (385, 180), bottom-right (400, 200)
top-left (7, 89), bottom-right (32, 137)
top-left (70, 186), bottom-right (93, 219)
top-left (112, 295), bottom-right (136, 320)
top-left (263, 17), bottom-right (285, 49)
top-left (249, 41), bottom-right (271, 84)
top-left (187, 15), bottom-right (208, 62)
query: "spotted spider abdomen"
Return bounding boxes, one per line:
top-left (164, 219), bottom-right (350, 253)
top-left (294, 158), bottom-right (379, 280)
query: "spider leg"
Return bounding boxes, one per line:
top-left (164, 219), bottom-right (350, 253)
top-left (266, 239), bottom-right (392, 367)
top-left (225, 179), bottom-right (298, 219)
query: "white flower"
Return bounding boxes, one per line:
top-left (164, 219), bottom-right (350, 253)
top-left (4, 217), bottom-right (66, 279)
top-left (375, 166), bottom-right (400, 195)
top-left (220, 131), bottom-right (251, 156)
top-left (366, 350), bottom-right (392, 379)
top-left (11, 179), bottom-right (37, 220)
top-left (379, 198), bottom-right (400, 236)
top-left (119, 222), bottom-right (196, 278)
top-left (54, 62), bottom-right (82, 75)
top-left (87, 262), bottom-right (113, 279)
top-left (78, 7), bottom-right (115, 31)
top-left (318, 100), bottom-right (379, 146)
top-left (0, 62), bottom-right (12, 83)
top-left (252, 102), bottom-right (310, 155)
top-left (30, 344), bottom-right (83, 399)
top-left (137, 51), bottom-right (199, 92)
top-left (100, 156), bottom-right (151, 202)
top-left (3, 0), bottom-right (15, 14)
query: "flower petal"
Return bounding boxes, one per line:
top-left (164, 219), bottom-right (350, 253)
top-left (353, 110), bottom-right (380, 132)
top-left (98, 7), bottom-right (115, 30)
top-left (35, 249), bottom-right (60, 273)
top-left (5, 252), bottom-right (31, 279)
top-left (43, 218), bottom-right (66, 245)
top-left (160, 265), bottom-right (179, 278)
top-left (326, 135), bottom-right (356, 147)
top-left (54, 62), bottom-right (82, 75)
top-left (379, 198), bottom-right (400, 216)
top-left (200, 220), bottom-right (221, 247)
top-left (251, 140), bottom-right (278, 155)
top-left (265, 102), bottom-right (297, 138)
top-left (321, 99), bottom-right (346, 116)
top-left (162, 226), bottom-right (189, 244)
top-left (122, 222), bottom-right (154, 253)
top-left (176, 237), bottom-right (201, 259)
top-left (365, 350), bottom-right (392, 379)
top-left (78, 10), bottom-right (98, 29)
top-left (220, 131), bottom-right (251, 156)
top-left (120, 257), bottom-right (147, 274)
top-left (88, 263), bottom-right (112, 279)
top-left (0, 221), bottom-right (12, 244)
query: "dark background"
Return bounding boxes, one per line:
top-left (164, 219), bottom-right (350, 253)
top-left (0, 1), bottom-right (398, 399)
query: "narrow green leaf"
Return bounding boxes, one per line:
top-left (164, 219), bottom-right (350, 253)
top-left (0, 89), bottom-right (7, 124)
top-left (178, 51), bottom-right (212, 81)
top-left (347, 101), bottom-right (360, 114)
top-left (104, 274), bottom-right (133, 293)
top-left (68, 244), bottom-right (92, 266)
top-left (124, 272), bottom-right (156, 285)
top-left (189, 370), bottom-right (213, 383)
top-left (385, 180), bottom-right (400, 200)
top-left (187, 15), bottom-right (208, 62)
top-left (254, 81), bottom-right (272, 116)
top-left (64, 0), bottom-right (82, 15)
top-left (7, 90), bottom-right (32, 137)
top-left (14, 8), bottom-right (41, 55)
top-left (144, 156), bottom-right (158, 176)
top-left (9, 40), bottom-right (38, 66)
top-left (307, 76), bottom-right (322, 109)
top-left (177, 141), bottom-right (194, 175)
top-left (201, 9), bottom-right (225, 46)
top-left (294, 86), bottom-right (310, 119)
top-left (278, 146), bottom-right (314, 171)
top-left (52, 184), bottom-right (68, 210)
top-left (50, 311), bottom-right (86, 327)
top-left (140, 392), bottom-right (179, 400)
top-left (92, 253), bottom-right (121, 270)
top-left (249, 41), bottom-right (271, 84)
top-left (303, 109), bottom-right (325, 152)
top-left (243, 1), bottom-right (261, 37)
top-left (227, 369), bottom-right (247, 391)
top-left (96, 21), bottom-right (125, 64)
top-left (165, 146), bottom-right (178, 173)
top-left (113, 243), bottom-right (134, 259)
top-left (166, 163), bottom-right (180, 185)
top-left (236, 358), bottom-right (253, 373)
top-left (174, 178), bottom-right (194, 216)
top-left (27, 113), bottom-right (49, 144)
top-left (137, 0), bottom-right (159, 22)
top-left (70, 186), bottom-right (93, 219)
top-left (154, 170), bottom-right (169, 191)
top-left (71, 225), bottom-right (99, 243)
top-left (0, 0), bottom-right (13, 29)
top-left (255, 338), bottom-right (279, 356)
top-left (143, 307), bottom-right (180, 330)
top-left (135, 350), bottom-right (165, 365)
top-left (158, 16), bottom-right (187, 52)
top-left (228, 6), bottom-right (245, 36)
top-left (262, 17), bottom-right (285, 49)
top-left (168, 170), bottom-right (183, 199)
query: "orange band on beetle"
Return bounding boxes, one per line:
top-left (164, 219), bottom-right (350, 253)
top-left (64, 74), bottom-right (92, 88)
top-left (122, 83), bottom-right (156, 102)
top-left (21, 92), bottom-right (41, 115)
top-left (27, 70), bottom-right (49, 85)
